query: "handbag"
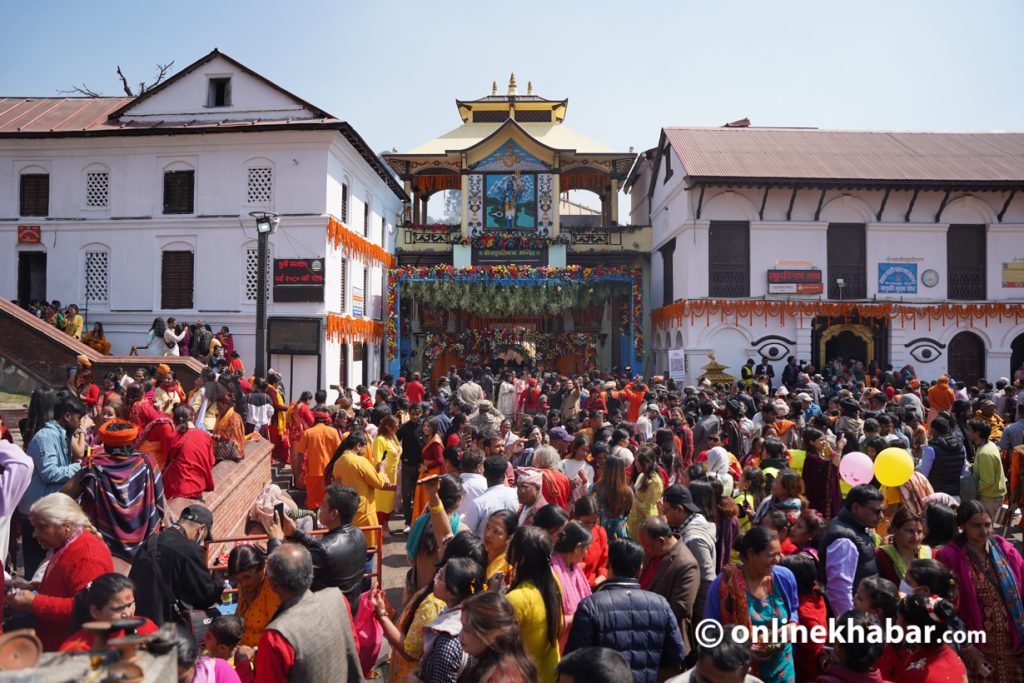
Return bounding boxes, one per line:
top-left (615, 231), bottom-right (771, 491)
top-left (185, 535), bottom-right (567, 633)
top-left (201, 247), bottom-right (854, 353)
top-left (214, 437), bottom-right (243, 463)
top-left (143, 534), bottom-right (221, 641)
top-left (960, 469), bottom-right (979, 504)
top-left (353, 591), bottom-right (385, 676)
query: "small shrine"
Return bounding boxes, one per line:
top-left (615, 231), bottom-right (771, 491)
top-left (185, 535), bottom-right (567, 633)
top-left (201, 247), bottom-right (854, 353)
top-left (382, 76), bottom-right (651, 382)
top-left (698, 354), bottom-right (736, 384)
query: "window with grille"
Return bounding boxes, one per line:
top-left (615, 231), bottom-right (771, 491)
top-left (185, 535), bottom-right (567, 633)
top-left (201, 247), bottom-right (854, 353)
top-left (19, 173), bottom-right (49, 216)
top-left (84, 251), bottom-right (109, 304)
top-left (163, 170), bottom-right (195, 214)
top-left (339, 258), bottom-right (348, 313)
top-left (244, 247), bottom-right (272, 303)
top-left (161, 250), bottom-right (194, 309)
top-left (362, 267), bottom-right (369, 317)
top-left (708, 221), bottom-right (750, 297)
top-left (827, 223), bottom-right (867, 299)
top-left (341, 183), bottom-right (349, 223)
top-left (363, 202), bottom-right (369, 236)
top-left (947, 224), bottom-right (986, 300)
top-left (85, 172), bottom-right (109, 208)
top-left (247, 167), bottom-right (272, 205)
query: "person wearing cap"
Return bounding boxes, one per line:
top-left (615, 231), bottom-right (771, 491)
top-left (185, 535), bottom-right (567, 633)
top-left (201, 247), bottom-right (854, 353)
top-left (973, 399), bottom-right (1006, 443)
top-left (20, 395), bottom-right (91, 578)
top-left (797, 393), bottom-right (821, 423)
top-left (926, 375), bottom-right (956, 425)
top-left (69, 418), bottom-right (164, 561)
top-left (622, 376), bottom-right (650, 424)
top-left (660, 484), bottom-right (717, 633)
top-left (295, 409), bottom-right (341, 510)
top-left (517, 468), bottom-right (549, 526)
top-left (129, 503), bottom-right (221, 627)
top-left (548, 426), bottom-right (574, 455)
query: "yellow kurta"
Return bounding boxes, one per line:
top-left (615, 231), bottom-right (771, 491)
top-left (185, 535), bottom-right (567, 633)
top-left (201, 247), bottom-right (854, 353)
top-left (627, 473), bottom-right (664, 538)
top-left (371, 435), bottom-right (401, 514)
top-left (333, 450), bottom-right (387, 529)
top-left (390, 592), bottom-right (445, 683)
top-left (236, 574), bottom-right (281, 648)
top-left (507, 581), bottom-right (561, 683)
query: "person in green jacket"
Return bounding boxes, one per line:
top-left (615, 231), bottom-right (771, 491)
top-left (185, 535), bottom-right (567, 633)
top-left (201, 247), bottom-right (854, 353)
top-left (968, 419), bottom-right (1007, 522)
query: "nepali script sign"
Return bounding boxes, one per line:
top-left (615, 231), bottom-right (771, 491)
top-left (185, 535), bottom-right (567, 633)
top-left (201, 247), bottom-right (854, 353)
top-left (668, 349), bottom-right (686, 383)
top-left (471, 245), bottom-right (548, 266)
top-left (767, 269), bottom-right (823, 294)
top-left (878, 263), bottom-right (917, 294)
top-left (273, 258), bottom-right (325, 302)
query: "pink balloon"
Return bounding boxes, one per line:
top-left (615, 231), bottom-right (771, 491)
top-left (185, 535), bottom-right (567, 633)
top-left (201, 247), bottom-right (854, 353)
top-left (839, 451), bottom-right (874, 487)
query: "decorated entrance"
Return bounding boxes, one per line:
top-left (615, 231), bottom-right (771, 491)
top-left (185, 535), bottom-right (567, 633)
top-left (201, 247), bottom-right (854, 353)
top-left (386, 264), bottom-right (642, 377)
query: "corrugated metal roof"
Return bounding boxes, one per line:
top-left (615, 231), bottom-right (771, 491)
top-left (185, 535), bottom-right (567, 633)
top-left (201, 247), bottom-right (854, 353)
top-left (0, 97), bottom-right (343, 134)
top-left (664, 127), bottom-right (1024, 184)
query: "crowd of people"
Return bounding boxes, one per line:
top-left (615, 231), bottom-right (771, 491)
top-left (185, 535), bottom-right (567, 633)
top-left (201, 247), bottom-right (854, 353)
top-left (3, 351), bottom-right (1024, 682)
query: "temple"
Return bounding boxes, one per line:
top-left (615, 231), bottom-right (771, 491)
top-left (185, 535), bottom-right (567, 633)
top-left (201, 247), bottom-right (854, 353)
top-left (383, 76), bottom-right (651, 382)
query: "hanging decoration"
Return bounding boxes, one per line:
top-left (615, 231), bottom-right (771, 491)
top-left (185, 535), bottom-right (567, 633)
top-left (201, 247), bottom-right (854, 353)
top-left (415, 174), bottom-right (461, 193)
top-left (421, 329), bottom-right (598, 372)
top-left (327, 314), bottom-right (384, 344)
top-left (327, 216), bottom-right (396, 269)
top-left (386, 265), bottom-right (642, 362)
top-left (652, 299), bottom-right (1024, 333)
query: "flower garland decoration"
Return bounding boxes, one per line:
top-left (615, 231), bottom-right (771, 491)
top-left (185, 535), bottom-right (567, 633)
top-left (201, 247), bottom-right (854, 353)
top-left (386, 265), bottom-right (643, 362)
top-left (652, 299), bottom-right (1024, 333)
top-left (420, 329), bottom-right (599, 372)
top-left (327, 314), bottom-right (384, 344)
top-left (327, 216), bottom-right (396, 269)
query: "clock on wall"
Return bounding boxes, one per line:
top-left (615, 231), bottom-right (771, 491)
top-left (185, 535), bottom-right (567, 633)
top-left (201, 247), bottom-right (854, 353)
top-left (921, 269), bottom-right (939, 288)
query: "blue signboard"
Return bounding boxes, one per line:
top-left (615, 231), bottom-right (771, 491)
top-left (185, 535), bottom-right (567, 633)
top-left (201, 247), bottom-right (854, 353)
top-left (878, 263), bottom-right (918, 294)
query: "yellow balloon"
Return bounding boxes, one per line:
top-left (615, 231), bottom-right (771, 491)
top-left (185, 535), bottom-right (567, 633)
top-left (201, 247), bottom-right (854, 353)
top-left (874, 447), bottom-right (914, 488)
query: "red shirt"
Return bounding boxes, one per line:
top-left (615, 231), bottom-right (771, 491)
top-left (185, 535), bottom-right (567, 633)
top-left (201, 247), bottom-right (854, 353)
top-left (405, 381), bottom-right (425, 405)
top-left (60, 618), bottom-right (159, 652)
top-left (639, 554), bottom-right (662, 590)
top-left (581, 524), bottom-right (609, 587)
top-left (32, 532), bottom-right (114, 651)
top-left (79, 384), bottom-right (100, 407)
top-left (793, 593), bottom-right (827, 681)
top-left (163, 429), bottom-right (215, 499)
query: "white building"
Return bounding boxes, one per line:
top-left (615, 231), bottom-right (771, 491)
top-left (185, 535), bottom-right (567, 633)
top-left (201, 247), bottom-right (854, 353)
top-left (0, 49), bottom-right (406, 399)
top-left (627, 124), bottom-right (1024, 386)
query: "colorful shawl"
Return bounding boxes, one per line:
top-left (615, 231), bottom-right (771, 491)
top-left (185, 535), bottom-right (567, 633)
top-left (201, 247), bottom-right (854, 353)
top-left (988, 540), bottom-right (1024, 643)
top-left (718, 564), bottom-right (756, 628)
top-left (406, 511), bottom-right (460, 562)
top-left (81, 451), bottom-right (165, 561)
top-left (214, 407), bottom-right (246, 457)
top-left (880, 543), bottom-right (930, 581)
top-left (897, 472), bottom-right (934, 516)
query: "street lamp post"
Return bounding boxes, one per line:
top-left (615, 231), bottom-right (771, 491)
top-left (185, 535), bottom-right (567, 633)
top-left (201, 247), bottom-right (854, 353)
top-left (250, 211), bottom-right (280, 378)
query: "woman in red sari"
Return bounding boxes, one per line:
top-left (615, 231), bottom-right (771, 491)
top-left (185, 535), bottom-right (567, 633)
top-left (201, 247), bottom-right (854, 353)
top-left (163, 405), bottom-right (215, 500)
top-left (287, 391), bottom-right (314, 476)
top-left (126, 384), bottom-right (175, 471)
top-left (413, 417), bottom-right (445, 518)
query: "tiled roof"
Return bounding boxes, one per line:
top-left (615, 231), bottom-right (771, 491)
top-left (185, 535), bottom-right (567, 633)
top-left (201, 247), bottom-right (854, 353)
top-left (664, 127), bottom-right (1024, 185)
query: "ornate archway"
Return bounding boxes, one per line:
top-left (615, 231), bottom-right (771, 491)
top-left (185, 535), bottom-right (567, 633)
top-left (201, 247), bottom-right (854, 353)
top-left (819, 324), bottom-right (875, 367)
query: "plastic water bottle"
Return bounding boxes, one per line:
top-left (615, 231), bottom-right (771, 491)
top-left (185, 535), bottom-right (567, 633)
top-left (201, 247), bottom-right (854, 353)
top-left (221, 580), bottom-right (234, 606)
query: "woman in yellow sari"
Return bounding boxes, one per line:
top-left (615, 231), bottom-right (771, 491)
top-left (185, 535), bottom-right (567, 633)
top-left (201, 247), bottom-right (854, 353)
top-left (371, 415), bottom-right (402, 538)
top-left (82, 322), bottom-right (111, 355)
top-left (212, 385), bottom-right (246, 460)
top-left (227, 545), bottom-right (280, 648)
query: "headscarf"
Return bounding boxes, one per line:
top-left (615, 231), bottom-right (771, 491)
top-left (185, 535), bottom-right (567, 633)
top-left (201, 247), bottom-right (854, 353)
top-left (706, 447), bottom-right (735, 497)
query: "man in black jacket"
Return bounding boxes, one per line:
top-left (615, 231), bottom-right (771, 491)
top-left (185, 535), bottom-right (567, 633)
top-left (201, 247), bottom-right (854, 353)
top-left (129, 504), bottom-right (221, 626)
top-left (565, 538), bottom-right (686, 683)
top-left (267, 484), bottom-right (368, 615)
top-left (397, 403), bottom-right (425, 529)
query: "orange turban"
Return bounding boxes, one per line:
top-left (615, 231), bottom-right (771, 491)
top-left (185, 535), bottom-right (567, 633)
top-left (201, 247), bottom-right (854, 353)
top-left (98, 419), bottom-right (139, 446)
top-left (156, 363), bottom-right (171, 376)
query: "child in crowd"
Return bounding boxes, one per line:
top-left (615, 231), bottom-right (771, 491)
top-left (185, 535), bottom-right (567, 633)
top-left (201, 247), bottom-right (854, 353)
top-left (735, 466), bottom-right (766, 531)
top-left (752, 469), bottom-right (805, 524)
top-left (761, 509), bottom-right (797, 555)
top-left (781, 553), bottom-right (828, 681)
top-left (204, 614), bottom-right (246, 681)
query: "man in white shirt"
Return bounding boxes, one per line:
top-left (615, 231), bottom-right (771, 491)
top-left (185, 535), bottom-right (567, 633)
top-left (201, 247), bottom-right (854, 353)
top-left (464, 455), bottom-right (519, 538)
top-left (455, 448), bottom-right (488, 521)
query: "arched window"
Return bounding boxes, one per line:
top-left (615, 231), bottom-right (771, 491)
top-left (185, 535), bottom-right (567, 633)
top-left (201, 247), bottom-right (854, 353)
top-left (82, 243), bottom-right (110, 306)
top-left (244, 158), bottom-right (274, 207)
top-left (162, 161), bottom-right (195, 215)
top-left (83, 163), bottom-right (110, 209)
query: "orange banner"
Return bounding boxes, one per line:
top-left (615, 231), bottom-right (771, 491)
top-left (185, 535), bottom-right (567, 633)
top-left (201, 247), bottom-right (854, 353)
top-left (327, 216), bottom-right (396, 269)
top-left (327, 313), bottom-right (384, 344)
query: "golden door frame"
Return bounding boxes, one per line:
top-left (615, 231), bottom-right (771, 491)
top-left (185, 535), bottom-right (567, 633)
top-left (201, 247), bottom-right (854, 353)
top-left (819, 324), bottom-right (875, 365)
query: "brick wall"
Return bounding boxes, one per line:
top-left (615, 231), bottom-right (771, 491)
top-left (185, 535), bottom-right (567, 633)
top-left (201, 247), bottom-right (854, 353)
top-left (166, 437), bottom-right (273, 540)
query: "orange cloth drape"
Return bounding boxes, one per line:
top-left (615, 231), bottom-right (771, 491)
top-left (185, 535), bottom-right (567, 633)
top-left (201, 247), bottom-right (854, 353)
top-left (327, 216), bottom-right (396, 269)
top-left (652, 299), bottom-right (1024, 333)
top-left (327, 314), bottom-right (384, 344)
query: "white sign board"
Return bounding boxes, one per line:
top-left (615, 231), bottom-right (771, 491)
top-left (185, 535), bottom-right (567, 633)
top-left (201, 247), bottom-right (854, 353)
top-left (668, 349), bottom-right (686, 383)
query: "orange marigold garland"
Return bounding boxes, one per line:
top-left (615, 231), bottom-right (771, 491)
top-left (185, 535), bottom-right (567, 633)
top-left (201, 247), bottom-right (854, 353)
top-left (327, 216), bottom-right (396, 269)
top-left (327, 314), bottom-right (384, 344)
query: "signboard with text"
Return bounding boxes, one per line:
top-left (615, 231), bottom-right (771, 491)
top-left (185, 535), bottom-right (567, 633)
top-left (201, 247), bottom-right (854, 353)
top-left (1003, 262), bottom-right (1024, 288)
top-left (878, 262), bottom-right (917, 294)
top-left (471, 245), bottom-right (548, 266)
top-left (273, 258), bottom-right (325, 303)
top-left (668, 349), bottom-right (686, 383)
top-left (352, 283), bottom-right (365, 317)
top-left (17, 226), bottom-right (41, 244)
top-left (767, 269), bottom-right (823, 294)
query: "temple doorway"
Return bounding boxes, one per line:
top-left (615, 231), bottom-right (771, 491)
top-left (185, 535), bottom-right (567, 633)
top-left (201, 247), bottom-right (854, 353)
top-left (948, 331), bottom-right (985, 388)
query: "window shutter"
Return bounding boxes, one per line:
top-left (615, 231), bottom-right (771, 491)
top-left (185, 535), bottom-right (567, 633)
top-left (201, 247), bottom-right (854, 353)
top-left (20, 174), bottom-right (49, 217)
top-left (708, 221), bottom-right (750, 297)
top-left (340, 258), bottom-right (348, 313)
top-left (827, 223), bottom-right (867, 299)
top-left (947, 225), bottom-right (986, 300)
top-left (363, 202), bottom-right (370, 236)
top-left (161, 250), bottom-right (194, 309)
top-left (341, 183), bottom-right (349, 223)
top-left (163, 170), bottom-right (195, 214)
top-left (362, 266), bottom-right (369, 318)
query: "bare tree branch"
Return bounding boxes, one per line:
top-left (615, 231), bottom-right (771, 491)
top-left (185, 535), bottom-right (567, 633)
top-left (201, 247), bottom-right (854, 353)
top-left (57, 84), bottom-right (103, 98)
top-left (64, 61), bottom-right (177, 98)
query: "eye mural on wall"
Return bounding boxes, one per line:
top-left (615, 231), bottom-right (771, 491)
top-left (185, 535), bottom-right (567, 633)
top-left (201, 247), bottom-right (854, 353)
top-left (904, 338), bottom-right (946, 363)
top-left (751, 335), bottom-right (796, 361)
